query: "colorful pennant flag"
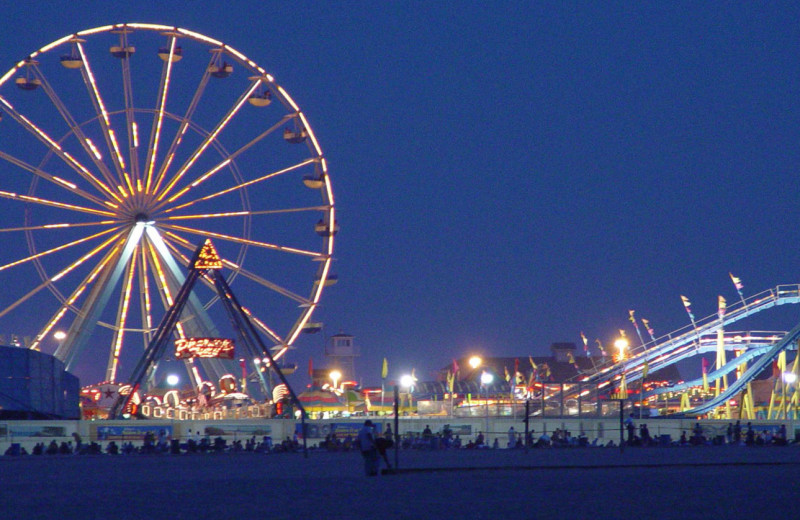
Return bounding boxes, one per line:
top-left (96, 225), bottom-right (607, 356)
top-left (718, 295), bottom-right (726, 319)
top-left (641, 318), bottom-right (656, 342)
top-left (596, 339), bottom-right (606, 357)
top-left (730, 273), bottom-right (744, 291)
top-left (681, 295), bottom-right (696, 323)
top-left (580, 331), bottom-right (588, 352)
top-left (381, 358), bottom-right (388, 379)
top-left (642, 358), bottom-right (649, 379)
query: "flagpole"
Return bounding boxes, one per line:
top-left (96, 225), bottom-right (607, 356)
top-left (639, 357), bottom-right (648, 419)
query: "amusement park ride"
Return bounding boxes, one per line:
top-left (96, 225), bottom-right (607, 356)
top-left (0, 24), bottom-right (336, 418)
top-left (555, 285), bottom-right (800, 421)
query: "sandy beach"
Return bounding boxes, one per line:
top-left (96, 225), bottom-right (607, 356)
top-left (1, 445), bottom-right (798, 519)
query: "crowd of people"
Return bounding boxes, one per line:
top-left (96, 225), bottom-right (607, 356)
top-left (4, 418), bottom-right (798, 457)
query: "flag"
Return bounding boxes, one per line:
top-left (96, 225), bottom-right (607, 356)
top-left (702, 357), bottom-right (710, 392)
top-left (730, 273), bottom-right (744, 291)
top-left (529, 356), bottom-right (537, 371)
top-left (514, 358), bottom-right (520, 383)
top-left (628, 310), bottom-right (636, 324)
top-left (642, 358), bottom-right (649, 379)
top-left (446, 370), bottom-right (455, 393)
top-left (642, 318), bottom-right (655, 338)
top-left (540, 363), bottom-right (551, 381)
top-left (580, 331), bottom-right (588, 352)
top-left (718, 295), bottom-right (726, 319)
top-left (681, 295), bottom-right (695, 322)
top-left (381, 358), bottom-right (388, 379)
top-left (308, 358), bottom-right (313, 377)
top-left (619, 329), bottom-right (627, 338)
top-left (702, 357), bottom-right (709, 374)
top-left (566, 351), bottom-right (577, 368)
top-left (504, 366), bottom-right (511, 382)
top-left (596, 339), bottom-right (606, 356)
top-left (452, 359), bottom-right (459, 374)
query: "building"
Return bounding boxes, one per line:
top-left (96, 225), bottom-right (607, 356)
top-left (0, 346), bottom-right (80, 419)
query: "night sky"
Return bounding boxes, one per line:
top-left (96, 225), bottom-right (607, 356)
top-left (1, 2), bottom-right (800, 389)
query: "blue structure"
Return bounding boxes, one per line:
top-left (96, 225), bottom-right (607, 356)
top-left (0, 346), bottom-right (80, 419)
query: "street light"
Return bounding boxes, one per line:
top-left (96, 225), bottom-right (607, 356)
top-left (330, 370), bottom-right (342, 392)
top-left (469, 356), bottom-right (482, 370)
top-left (783, 372), bottom-right (797, 385)
top-left (614, 337), bottom-right (629, 360)
top-left (400, 374), bottom-right (415, 411)
top-left (166, 374), bottom-right (180, 387)
top-left (480, 371), bottom-right (494, 438)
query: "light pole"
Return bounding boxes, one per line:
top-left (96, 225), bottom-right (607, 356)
top-left (400, 374), bottom-right (415, 412)
top-left (614, 337), bottom-right (629, 401)
top-left (329, 369), bottom-right (342, 392)
top-left (469, 355), bottom-right (482, 371)
top-left (481, 371), bottom-right (494, 440)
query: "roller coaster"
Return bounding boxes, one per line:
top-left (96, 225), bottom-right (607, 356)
top-left (561, 285), bottom-right (800, 419)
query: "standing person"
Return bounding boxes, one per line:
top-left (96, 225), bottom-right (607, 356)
top-left (507, 426), bottom-right (516, 449)
top-left (357, 420), bottom-right (380, 476)
top-left (624, 414), bottom-right (636, 446)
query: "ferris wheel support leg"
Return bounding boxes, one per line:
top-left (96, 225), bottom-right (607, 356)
top-left (57, 226), bottom-right (144, 369)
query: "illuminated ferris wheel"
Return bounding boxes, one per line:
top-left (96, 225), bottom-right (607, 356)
top-left (0, 24), bottom-right (336, 386)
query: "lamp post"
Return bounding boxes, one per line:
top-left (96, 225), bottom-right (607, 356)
top-left (614, 337), bottom-right (629, 401)
top-left (400, 374), bottom-right (415, 412)
top-left (330, 369), bottom-right (342, 392)
top-left (481, 371), bottom-right (494, 439)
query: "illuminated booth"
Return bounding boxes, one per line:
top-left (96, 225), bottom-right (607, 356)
top-left (0, 346), bottom-right (80, 419)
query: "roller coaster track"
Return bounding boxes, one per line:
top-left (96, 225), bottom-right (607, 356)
top-left (565, 285), bottom-right (800, 417)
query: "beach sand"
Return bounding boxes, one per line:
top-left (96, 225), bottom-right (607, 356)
top-left (1, 446), bottom-right (797, 519)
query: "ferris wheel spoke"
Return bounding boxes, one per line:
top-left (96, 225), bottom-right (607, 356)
top-left (162, 158), bottom-right (318, 213)
top-left (0, 150), bottom-right (112, 208)
top-left (75, 41), bottom-right (131, 192)
top-left (161, 223), bottom-right (324, 259)
top-left (106, 249), bottom-right (138, 382)
top-left (161, 233), bottom-right (311, 305)
top-left (114, 28), bottom-right (140, 188)
top-left (30, 59), bottom-right (124, 194)
top-left (144, 34), bottom-right (180, 194)
top-left (0, 219), bottom-right (117, 233)
top-left (0, 96), bottom-right (124, 204)
top-left (0, 229), bottom-right (123, 319)
top-left (0, 226), bottom-right (120, 273)
top-left (160, 114), bottom-right (295, 205)
top-left (241, 306), bottom-right (285, 347)
top-left (149, 55), bottom-right (217, 197)
top-left (165, 205), bottom-right (330, 222)
top-left (137, 243), bottom-right (155, 346)
top-left (0, 189), bottom-right (117, 217)
top-left (156, 80), bottom-right (261, 202)
top-left (29, 242), bottom-right (124, 351)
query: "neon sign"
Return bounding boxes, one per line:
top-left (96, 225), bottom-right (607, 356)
top-left (175, 338), bottom-right (235, 359)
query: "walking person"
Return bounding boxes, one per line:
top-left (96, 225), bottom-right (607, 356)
top-left (357, 420), bottom-right (380, 476)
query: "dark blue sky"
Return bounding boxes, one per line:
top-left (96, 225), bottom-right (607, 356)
top-left (1, 2), bottom-right (800, 388)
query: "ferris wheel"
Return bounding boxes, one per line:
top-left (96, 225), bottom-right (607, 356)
top-left (0, 24), bottom-right (336, 387)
